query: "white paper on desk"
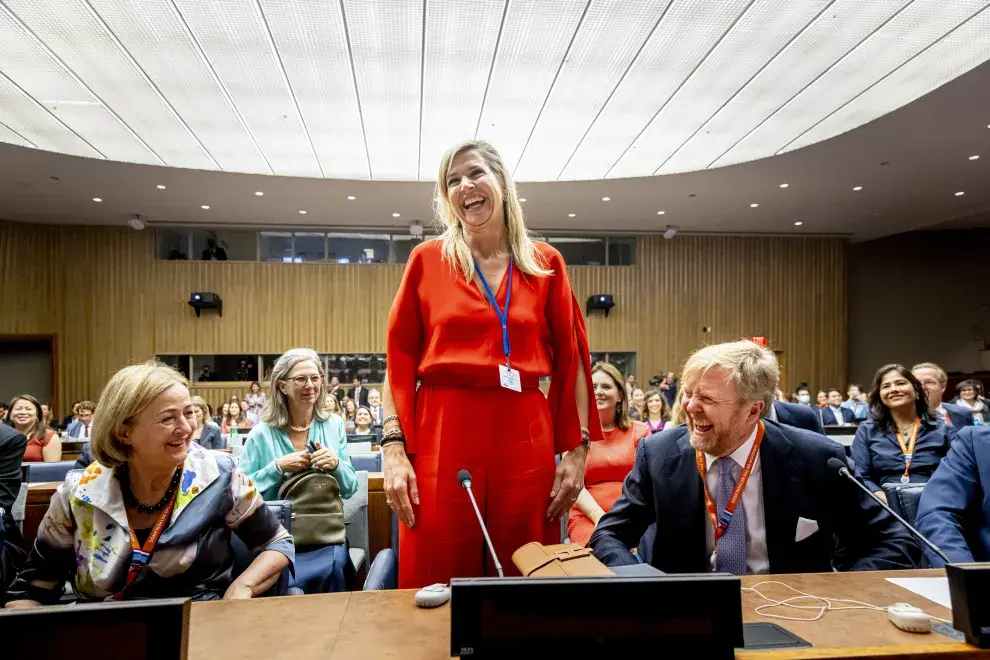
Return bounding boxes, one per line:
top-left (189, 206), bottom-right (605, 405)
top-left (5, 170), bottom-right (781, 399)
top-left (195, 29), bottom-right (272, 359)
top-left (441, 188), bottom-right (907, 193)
top-left (886, 577), bottom-right (952, 610)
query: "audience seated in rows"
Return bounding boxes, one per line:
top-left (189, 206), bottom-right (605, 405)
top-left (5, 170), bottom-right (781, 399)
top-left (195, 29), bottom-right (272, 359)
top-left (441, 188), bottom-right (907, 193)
top-left (190, 396), bottom-right (224, 450)
top-left (851, 364), bottom-right (954, 504)
top-left (842, 385), bottom-right (870, 421)
top-left (367, 388), bottom-right (384, 424)
top-left (220, 401), bottom-right (252, 435)
top-left (353, 407), bottom-right (375, 435)
top-left (341, 398), bottom-right (358, 433)
top-left (4, 395), bottom-right (61, 463)
top-left (952, 378), bottom-right (986, 425)
top-left (769, 398), bottom-right (825, 434)
top-left (244, 381), bottom-right (267, 424)
top-left (5, 361), bottom-right (293, 607)
top-left (589, 340), bottom-right (921, 574)
top-left (916, 426), bottom-right (990, 566)
top-left (819, 388), bottom-right (855, 426)
top-left (239, 348), bottom-right (357, 594)
top-left (569, 362), bottom-right (649, 547)
top-left (67, 401), bottom-right (96, 439)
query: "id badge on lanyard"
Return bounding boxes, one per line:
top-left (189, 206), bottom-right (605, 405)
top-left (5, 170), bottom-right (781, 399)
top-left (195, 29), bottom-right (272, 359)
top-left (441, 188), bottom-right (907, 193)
top-left (475, 259), bottom-right (521, 392)
top-left (895, 419), bottom-right (920, 485)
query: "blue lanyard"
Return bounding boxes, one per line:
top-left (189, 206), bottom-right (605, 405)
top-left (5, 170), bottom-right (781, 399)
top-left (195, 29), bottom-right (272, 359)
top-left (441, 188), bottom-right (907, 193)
top-left (474, 258), bottom-right (513, 366)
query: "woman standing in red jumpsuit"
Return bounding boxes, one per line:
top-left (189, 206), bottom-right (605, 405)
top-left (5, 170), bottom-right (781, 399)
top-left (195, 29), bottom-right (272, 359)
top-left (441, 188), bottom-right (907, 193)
top-left (381, 140), bottom-right (601, 588)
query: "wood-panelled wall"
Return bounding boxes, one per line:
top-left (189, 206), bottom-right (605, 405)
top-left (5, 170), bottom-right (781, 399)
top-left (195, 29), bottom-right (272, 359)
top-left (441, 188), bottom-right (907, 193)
top-left (1, 220), bottom-right (846, 412)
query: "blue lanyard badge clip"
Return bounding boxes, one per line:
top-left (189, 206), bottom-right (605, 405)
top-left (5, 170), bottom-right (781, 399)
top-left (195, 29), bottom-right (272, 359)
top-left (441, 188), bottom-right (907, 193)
top-left (474, 259), bottom-right (521, 392)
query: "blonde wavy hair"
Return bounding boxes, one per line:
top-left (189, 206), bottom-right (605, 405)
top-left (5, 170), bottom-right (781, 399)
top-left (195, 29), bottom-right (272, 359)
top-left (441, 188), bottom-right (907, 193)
top-left (435, 140), bottom-right (552, 281)
top-left (681, 340), bottom-right (779, 418)
top-left (91, 361), bottom-right (190, 468)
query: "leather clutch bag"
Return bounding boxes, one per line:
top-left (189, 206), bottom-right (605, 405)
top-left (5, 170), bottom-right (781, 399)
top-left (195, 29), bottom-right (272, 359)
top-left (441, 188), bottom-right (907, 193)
top-left (511, 542), bottom-right (614, 578)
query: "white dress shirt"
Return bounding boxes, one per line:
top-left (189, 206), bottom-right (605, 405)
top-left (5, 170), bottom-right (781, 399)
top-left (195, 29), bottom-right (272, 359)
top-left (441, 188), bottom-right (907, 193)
top-left (829, 406), bottom-right (846, 425)
top-left (74, 422), bottom-right (92, 439)
top-left (703, 424), bottom-right (769, 574)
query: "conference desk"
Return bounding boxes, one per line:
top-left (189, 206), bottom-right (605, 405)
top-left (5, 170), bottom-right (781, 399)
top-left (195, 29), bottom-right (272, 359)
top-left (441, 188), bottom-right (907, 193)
top-left (24, 472), bottom-right (393, 559)
top-left (186, 569), bottom-right (983, 660)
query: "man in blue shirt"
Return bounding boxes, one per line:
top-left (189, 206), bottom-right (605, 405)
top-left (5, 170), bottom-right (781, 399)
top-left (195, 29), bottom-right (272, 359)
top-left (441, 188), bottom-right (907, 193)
top-left (841, 384), bottom-right (869, 422)
top-left (916, 426), bottom-right (990, 566)
top-left (912, 362), bottom-right (974, 428)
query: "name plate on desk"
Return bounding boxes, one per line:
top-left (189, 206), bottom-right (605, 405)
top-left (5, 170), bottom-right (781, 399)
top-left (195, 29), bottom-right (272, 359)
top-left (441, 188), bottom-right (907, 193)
top-left (947, 562), bottom-right (990, 648)
top-left (0, 597), bottom-right (190, 660)
top-left (450, 574), bottom-right (742, 659)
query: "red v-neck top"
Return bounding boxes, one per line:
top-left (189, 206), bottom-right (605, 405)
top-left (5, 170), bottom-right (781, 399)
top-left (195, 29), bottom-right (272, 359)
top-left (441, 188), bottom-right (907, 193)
top-left (387, 239), bottom-right (602, 455)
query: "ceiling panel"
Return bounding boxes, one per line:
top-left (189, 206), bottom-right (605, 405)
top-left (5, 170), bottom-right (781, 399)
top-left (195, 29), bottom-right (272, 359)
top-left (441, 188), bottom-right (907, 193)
top-left (88, 0), bottom-right (271, 174)
top-left (344, 0), bottom-right (422, 181)
top-left (260, 0), bottom-right (370, 179)
top-left (419, 0), bottom-right (504, 180)
top-left (560, 0), bottom-right (749, 181)
top-left (513, 0), bottom-right (672, 182)
top-left (787, 5), bottom-right (990, 152)
top-left (659, 0), bottom-right (910, 174)
top-left (717, 0), bottom-right (990, 168)
top-left (171, 0), bottom-right (321, 177)
top-left (0, 121), bottom-right (33, 148)
top-left (474, 0), bottom-right (586, 175)
top-left (610, 0), bottom-right (834, 179)
top-left (4, 0), bottom-right (214, 169)
top-left (0, 74), bottom-right (102, 157)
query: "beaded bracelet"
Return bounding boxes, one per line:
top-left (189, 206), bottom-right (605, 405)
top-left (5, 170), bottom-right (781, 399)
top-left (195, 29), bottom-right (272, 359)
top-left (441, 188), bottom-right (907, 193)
top-left (381, 435), bottom-right (405, 448)
top-left (382, 415), bottom-right (400, 426)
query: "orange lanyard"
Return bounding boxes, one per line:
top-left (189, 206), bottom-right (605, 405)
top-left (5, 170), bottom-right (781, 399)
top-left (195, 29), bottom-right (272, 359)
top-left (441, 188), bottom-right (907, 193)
top-left (113, 489), bottom-right (177, 600)
top-left (695, 421), bottom-right (764, 566)
top-left (894, 418), bottom-right (920, 483)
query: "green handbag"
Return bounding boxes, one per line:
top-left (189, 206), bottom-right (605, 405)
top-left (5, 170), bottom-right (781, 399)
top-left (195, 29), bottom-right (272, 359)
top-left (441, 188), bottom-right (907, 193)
top-left (277, 469), bottom-right (346, 547)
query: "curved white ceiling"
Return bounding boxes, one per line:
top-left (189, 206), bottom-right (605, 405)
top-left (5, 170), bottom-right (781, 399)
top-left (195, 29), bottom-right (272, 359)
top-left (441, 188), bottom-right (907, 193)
top-left (0, 0), bottom-right (988, 183)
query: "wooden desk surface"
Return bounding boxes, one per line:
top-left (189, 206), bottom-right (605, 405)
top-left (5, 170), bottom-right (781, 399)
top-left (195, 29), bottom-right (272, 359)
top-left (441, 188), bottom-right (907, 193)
top-left (186, 569), bottom-right (985, 660)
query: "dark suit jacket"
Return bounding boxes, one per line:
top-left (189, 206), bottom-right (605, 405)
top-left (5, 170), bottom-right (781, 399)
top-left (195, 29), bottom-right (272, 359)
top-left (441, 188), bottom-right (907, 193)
top-left (916, 426), bottom-right (990, 566)
top-left (73, 442), bottom-right (94, 471)
top-left (0, 424), bottom-right (27, 517)
top-left (773, 401), bottom-right (826, 435)
top-left (328, 387), bottom-right (344, 403)
top-left (818, 406), bottom-right (853, 427)
top-left (347, 386), bottom-right (369, 407)
top-left (195, 424), bottom-right (225, 451)
top-left (589, 420), bottom-right (920, 574)
top-left (943, 402), bottom-right (975, 428)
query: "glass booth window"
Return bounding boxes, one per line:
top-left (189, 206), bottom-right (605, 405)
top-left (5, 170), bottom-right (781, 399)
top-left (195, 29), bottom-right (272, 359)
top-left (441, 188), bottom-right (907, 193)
top-left (607, 237), bottom-right (636, 265)
top-left (191, 355), bottom-right (259, 382)
top-left (548, 237), bottom-right (606, 265)
top-left (192, 230), bottom-right (257, 261)
top-left (261, 232), bottom-right (293, 263)
top-left (156, 229), bottom-right (190, 260)
top-left (327, 233), bottom-right (391, 264)
top-left (325, 354), bottom-right (386, 385)
top-left (294, 233), bottom-right (326, 262)
top-left (156, 355), bottom-right (190, 379)
top-left (589, 352), bottom-right (637, 381)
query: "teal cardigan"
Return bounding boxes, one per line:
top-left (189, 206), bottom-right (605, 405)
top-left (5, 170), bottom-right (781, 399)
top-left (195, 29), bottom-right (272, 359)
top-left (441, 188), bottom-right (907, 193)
top-left (239, 415), bottom-right (358, 502)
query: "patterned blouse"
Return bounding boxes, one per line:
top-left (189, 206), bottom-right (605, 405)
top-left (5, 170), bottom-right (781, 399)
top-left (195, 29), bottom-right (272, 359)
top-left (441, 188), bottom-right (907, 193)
top-left (7, 443), bottom-right (294, 603)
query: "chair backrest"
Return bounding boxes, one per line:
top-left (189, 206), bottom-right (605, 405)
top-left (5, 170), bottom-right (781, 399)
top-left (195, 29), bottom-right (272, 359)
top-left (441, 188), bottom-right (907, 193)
top-left (882, 483), bottom-right (926, 527)
top-left (344, 471), bottom-right (370, 565)
top-left (350, 452), bottom-right (381, 473)
top-left (230, 500), bottom-right (294, 596)
top-left (265, 499), bottom-right (293, 534)
top-left (21, 461), bottom-right (76, 484)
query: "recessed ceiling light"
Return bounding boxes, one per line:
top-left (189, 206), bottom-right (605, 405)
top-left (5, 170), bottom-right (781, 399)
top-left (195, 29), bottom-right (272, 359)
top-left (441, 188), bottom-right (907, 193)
top-left (156, 185), bottom-right (166, 190)
top-left (568, 213), bottom-right (576, 217)
top-left (750, 203), bottom-right (759, 208)
top-left (794, 221), bottom-right (803, 226)
top-left (519, 198), bottom-right (527, 202)
top-left (955, 191), bottom-right (965, 196)
top-left (779, 183), bottom-right (789, 188)
top-left (255, 191), bottom-right (264, 196)
top-left (299, 210), bottom-right (307, 215)
top-left (201, 205), bottom-right (210, 210)
top-left (346, 195), bottom-right (356, 200)
top-left (602, 196), bottom-right (610, 202)
top-left (853, 186), bottom-right (863, 191)
top-left (92, 197), bottom-right (102, 203)
top-left (657, 211), bottom-right (665, 215)
top-left (392, 212), bottom-right (400, 217)
top-left (969, 155), bottom-right (980, 161)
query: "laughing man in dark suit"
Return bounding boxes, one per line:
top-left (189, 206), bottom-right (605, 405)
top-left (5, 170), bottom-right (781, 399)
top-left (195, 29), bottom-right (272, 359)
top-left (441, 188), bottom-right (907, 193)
top-left (590, 340), bottom-right (919, 575)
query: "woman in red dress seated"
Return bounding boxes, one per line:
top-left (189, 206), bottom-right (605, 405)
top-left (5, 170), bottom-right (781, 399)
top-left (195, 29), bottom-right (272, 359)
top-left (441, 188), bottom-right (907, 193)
top-left (568, 363), bottom-right (650, 547)
top-left (381, 140), bottom-right (601, 588)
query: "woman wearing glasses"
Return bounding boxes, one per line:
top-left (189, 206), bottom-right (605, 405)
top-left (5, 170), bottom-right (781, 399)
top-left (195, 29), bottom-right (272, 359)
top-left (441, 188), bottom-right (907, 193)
top-left (240, 348), bottom-right (357, 593)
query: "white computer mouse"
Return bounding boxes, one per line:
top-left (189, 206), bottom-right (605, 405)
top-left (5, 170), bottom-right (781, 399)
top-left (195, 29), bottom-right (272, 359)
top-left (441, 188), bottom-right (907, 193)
top-left (888, 603), bottom-right (932, 633)
top-left (414, 583), bottom-right (451, 608)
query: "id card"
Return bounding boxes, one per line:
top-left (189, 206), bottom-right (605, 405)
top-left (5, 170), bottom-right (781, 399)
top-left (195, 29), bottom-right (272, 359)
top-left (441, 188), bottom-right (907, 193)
top-left (499, 364), bottom-right (522, 392)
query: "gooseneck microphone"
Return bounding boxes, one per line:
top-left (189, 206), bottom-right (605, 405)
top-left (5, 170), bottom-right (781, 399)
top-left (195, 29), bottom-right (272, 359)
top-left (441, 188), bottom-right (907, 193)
top-left (457, 469), bottom-right (504, 578)
top-left (827, 457), bottom-right (950, 564)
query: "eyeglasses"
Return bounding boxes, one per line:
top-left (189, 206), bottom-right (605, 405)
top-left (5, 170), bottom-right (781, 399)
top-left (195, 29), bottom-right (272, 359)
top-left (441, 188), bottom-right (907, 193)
top-left (287, 375), bottom-right (323, 387)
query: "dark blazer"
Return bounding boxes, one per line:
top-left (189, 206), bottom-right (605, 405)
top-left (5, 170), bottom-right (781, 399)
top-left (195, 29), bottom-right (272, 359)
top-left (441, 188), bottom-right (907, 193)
top-left (819, 406), bottom-right (852, 427)
top-left (916, 426), bottom-right (990, 567)
top-left (195, 424), bottom-right (226, 451)
top-left (773, 401), bottom-right (825, 435)
top-left (0, 424), bottom-right (27, 517)
top-left (589, 420), bottom-right (920, 574)
top-left (942, 402), bottom-right (974, 428)
top-left (328, 387), bottom-right (344, 403)
top-left (347, 386), bottom-right (369, 407)
top-left (850, 419), bottom-right (953, 494)
top-left (73, 442), bottom-right (94, 471)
